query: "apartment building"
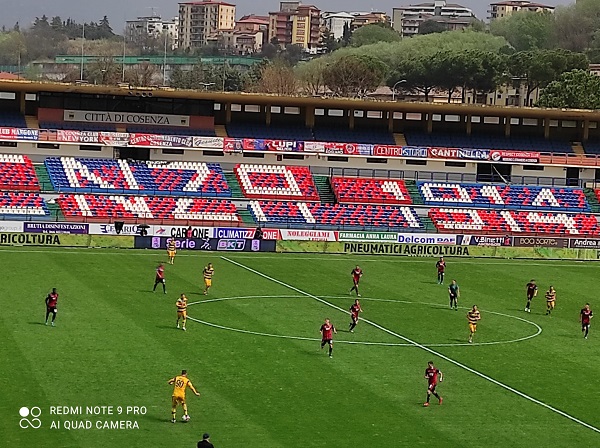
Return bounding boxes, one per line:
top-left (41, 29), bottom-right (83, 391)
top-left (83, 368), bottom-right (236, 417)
top-left (178, 0), bottom-right (236, 48)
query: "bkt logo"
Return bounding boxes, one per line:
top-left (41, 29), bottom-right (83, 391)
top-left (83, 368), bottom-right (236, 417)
top-left (217, 239), bottom-right (246, 251)
top-left (19, 406), bottom-right (42, 429)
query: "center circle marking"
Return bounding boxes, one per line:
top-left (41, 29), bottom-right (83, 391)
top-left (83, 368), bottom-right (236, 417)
top-left (187, 295), bottom-right (542, 347)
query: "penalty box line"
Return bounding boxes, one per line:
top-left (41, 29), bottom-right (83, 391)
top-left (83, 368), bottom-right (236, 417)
top-left (221, 256), bottom-right (600, 435)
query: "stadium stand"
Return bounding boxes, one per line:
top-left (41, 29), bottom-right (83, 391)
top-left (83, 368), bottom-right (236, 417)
top-left (56, 194), bottom-right (240, 224)
top-left (0, 154), bottom-right (40, 191)
top-left (313, 127), bottom-right (396, 145)
top-left (331, 177), bottom-right (413, 205)
top-left (429, 208), bottom-right (598, 235)
top-left (418, 182), bottom-right (589, 211)
top-left (0, 111), bottom-right (27, 128)
top-left (0, 192), bottom-right (49, 219)
top-left (126, 126), bottom-right (216, 136)
top-left (235, 164), bottom-right (319, 201)
top-left (249, 201), bottom-right (423, 230)
top-left (45, 158), bottom-right (231, 197)
top-left (405, 131), bottom-right (573, 153)
top-left (584, 141), bottom-right (600, 154)
top-left (39, 121), bottom-right (117, 132)
top-left (226, 123), bottom-right (313, 141)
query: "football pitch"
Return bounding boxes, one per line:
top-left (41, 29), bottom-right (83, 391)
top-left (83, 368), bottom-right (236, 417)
top-left (2, 247), bottom-right (600, 448)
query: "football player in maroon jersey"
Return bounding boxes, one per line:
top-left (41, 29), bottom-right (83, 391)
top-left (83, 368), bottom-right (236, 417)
top-left (320, 318), bottom-right (337, 358)
top-left (45, 288), bottom-right (58, 326)
top-left (424, 361), bottom-right (443, 407)
top-left (350, 266), bottom-right (363, 297)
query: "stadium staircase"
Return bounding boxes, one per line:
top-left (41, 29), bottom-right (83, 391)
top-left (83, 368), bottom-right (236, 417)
top-left (313, 175), bottom-right (336, 204)
top-left (584, 188), bottom-right (600, 213)
top-left (116, 125), bottom-right (126, 133)
top-left (238, 209), bottom-right (256, 225)
top-left (25, 115), bottom-right (39, 129)
top-left (393, 133), bottom-right (407, 146)
top-left (223, 172), bottom-right (245, 198)
top-left (214, 125), bottom-right (228, 137)
top-left (46, 202), bottom-right (65, 221)
top-left (572, 142), bottom-right (585, 156)
top-left (34, 164), bottom-right (53, 192)
top-left (420, 216), bottom-right (437, 232)
top-left (404, 180), bottom-right (424, 205)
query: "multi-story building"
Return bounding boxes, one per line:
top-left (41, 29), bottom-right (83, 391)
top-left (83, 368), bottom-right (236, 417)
top-left (221, 15), bottom-right (269, 54)
top-left (350, 11), bottom-right (391, 30)
top-left (392, 1), bottom-right (476, 36)
top-left (321, 12), bottom-right (355, 39)
top-left (125, 15), bottom-right (179, 49)
top-left (488, 1), bottom-right (555, 20)
top-left (269, 2), bottom-right (321, 53)
top-left (178, 1), bottom-right (236, 49)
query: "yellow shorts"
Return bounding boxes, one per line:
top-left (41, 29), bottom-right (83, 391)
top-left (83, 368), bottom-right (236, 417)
top-left (204, 279), bottom-right (212, 287)
top-left (172, 396), bottom-right (186, 407)
top-left (168, 250), bottom-right (176, 258)
top-left (469, 323), bottom-right (477, 333)
top-left (177, 311), bottom-right (187, 319)
top-left (547, 301), bottom-right (555, 309)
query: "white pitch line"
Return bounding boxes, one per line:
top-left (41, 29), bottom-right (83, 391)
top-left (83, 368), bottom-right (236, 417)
top-left (221, 256), bottom-right (600, 435)
top-left (0, 247), bottom-right (598, 268)
top-left (189, 295), bottom-right (541, 347)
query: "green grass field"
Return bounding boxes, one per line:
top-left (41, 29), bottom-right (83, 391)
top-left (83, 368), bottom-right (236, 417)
top-left (2, 247), bottom-right (600, 447)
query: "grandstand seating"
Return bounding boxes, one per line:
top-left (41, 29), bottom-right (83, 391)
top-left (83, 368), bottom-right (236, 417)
top-left (249, 201), bottom-right (423, 230)
top-left (0, 154), bottom-right (40, 191)
top-left (235, 164), bottom-right (319, 201)
top-left (429, 208), bottom-right (598, 235)
top-left (56, 195), bottom-right (240, 224)
top-left (227, 123), bottom-right (313, 141)
top-left (45, 157), bottom-right (231, 197)
top-left (313, 127), bottom-right (396, 145)
top-left (584, 141), bottom-right (600, 154)
top-left (418, 182), bottom-right (589, 211)
top-left (39, 121), bottom-right (117, 132)
top-left (0, 192), bottom-right (48, 218)
top-left (331, 177), bottom-right (412, 205)
top-left (0, 111), bottom-right (27, 128)
top-left (405, 131), bottom-right (573, 153)
top-left (126, 126), bottom-right (216, 136)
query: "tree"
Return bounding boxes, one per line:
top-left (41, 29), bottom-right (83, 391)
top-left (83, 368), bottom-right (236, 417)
top-left (490, 10), bottom-right (555, 51)
top-left (508, 49), bottom-right (588, 105)
top-left (554, 0), bottom-right (599, 53)
top-left (0, 32), bottom-right (27, 65)
top-left (125, 62), bottom-right (158, 87)
top-left (86, 55), bottom-right (121, 85)
top-left (419, 20), bottom-right (447, 35)
top-left (321, 29), bottom-right (340, 54)
top-left (280, 44), bottom-right (303, 65)
top-left (254, 59), bottom-right (298, 95)
top-left (50, 16), bottom-right (63, 32)
top-left (537, 69), bottom-right (600, 110)
top-left (388, 56), bottom-right (438, 102)
top-left (295, 57), bottom-right (327, 96)
top-left (323, 54), bottom-right (387, 98)
top-left (341, 22), bottom-right (352, 46)
top-left (350, 24), bottom-right (400, 47)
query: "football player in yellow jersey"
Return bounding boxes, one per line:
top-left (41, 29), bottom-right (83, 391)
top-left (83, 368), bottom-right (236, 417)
top-left (203, 263), bottom-right (215, 295)
top-left (545, 286), bottom-right (556, 316)
top-left (167, 240), bottom-right (177, 265)
top-left (168, 370), bottom-right (200, 423)
top-left (176, 294), bottom-right (188, 331)
top-left (467, 305), bottom-right (481, 344)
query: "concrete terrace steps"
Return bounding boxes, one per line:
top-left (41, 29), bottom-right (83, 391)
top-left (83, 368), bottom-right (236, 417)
top-left (393, 133), bottom-right (407, 146)
top-left (25, 115), bottom-right (39, 129)
top-left (237, 208), bottom-right (256, 225)
top-left (223, 172), bottom-right (245, 199)
top-left (584, 188), bottom-right (600, 213)
top-left (313, 175), bottom-right (336, 204)
top-left (214, 125), bottom-right (228, 138)
top-left (34, 164), bottom-right (53, 192)
top-left (403, 180), bottom-right (424, 205)
top-left (572, 142), bottom-right (585, 156)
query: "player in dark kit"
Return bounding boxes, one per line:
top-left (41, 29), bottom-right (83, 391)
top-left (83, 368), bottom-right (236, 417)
top-left (349, 266), bottom-right (363, 297)
top-left (524, 279), bottom-right (538, 313)
top-left (436, 257), bottom-right (446, 284)
top-left (153, 263), bottom-right (167, 294)
top-left (448, 280), bottom-right (460, 310)
top-left (320, 318), bottom-right (337, 358)
top-left (581, 304), bottom-right (593, 339)
top-left (349, 299), bottom-right (362, 333)
top-left (45, 288), bottom-right (58, 326)
top-left (423, 361), bottom-right (443, 407)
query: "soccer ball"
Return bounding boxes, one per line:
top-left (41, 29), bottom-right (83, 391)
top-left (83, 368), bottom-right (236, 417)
top-left (182, 414), bottom-right (190, 422)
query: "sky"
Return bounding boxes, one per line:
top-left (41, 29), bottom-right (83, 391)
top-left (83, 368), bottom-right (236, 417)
top-left (0, 0), bottom-right (573, 30)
